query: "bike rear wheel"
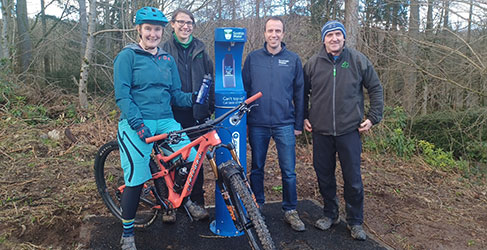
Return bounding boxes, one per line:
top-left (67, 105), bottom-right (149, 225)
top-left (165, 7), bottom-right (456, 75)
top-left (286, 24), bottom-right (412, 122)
top-left (94, 140), bottom-right (158, 228)
top-left (225, 162), bottom-right (276, 250)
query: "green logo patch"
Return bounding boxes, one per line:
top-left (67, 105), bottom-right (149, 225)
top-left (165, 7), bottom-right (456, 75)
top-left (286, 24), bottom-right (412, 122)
top-left (341, 61), bottom-right (350, 68)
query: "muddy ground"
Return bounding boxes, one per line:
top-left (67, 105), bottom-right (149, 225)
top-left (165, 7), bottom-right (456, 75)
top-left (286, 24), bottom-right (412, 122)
top-left (0, 108), bottom-right (486, 250)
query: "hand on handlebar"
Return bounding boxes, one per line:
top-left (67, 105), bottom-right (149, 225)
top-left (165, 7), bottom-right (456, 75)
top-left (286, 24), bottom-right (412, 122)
top-left (136, 124), bottom-right (152, 142)
top-left (145, 92), bottom-right (263, 144)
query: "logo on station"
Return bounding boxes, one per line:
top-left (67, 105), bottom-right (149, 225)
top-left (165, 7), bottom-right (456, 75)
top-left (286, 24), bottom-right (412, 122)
top-left (224, 29), bottom-right (233, 40)
top-left (232, 131), bottom-right (240, 156)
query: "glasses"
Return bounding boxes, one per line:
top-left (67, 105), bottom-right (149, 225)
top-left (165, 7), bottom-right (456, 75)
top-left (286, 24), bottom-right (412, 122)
top-left (174, 20), bottom-right (193, 27)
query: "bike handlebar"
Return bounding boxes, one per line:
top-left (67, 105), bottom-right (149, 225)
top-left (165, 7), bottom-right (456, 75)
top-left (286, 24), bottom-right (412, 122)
top-left (146, 133), bottom-right (168, 143)
top-left (244, 92), bottom-right (262, 104)
top-left (145, 92), bottom-right (262, 144)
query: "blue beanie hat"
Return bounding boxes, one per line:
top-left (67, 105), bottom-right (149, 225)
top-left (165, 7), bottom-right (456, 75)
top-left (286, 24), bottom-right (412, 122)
top-left (321, 20), bottom-right (346, 41)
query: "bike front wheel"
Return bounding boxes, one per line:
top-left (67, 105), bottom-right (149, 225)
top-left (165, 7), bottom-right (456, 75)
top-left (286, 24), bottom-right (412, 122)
top-left (224, 162), bottom-right (276, 250)
top-left (94, 140), bottom-right (158, 228)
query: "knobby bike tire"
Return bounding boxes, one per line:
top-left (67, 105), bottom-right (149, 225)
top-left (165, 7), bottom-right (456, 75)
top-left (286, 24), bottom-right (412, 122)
top-left (228, 173), bottom-right (276, 250)
top-left (93, 140), bottom-right (158, 228)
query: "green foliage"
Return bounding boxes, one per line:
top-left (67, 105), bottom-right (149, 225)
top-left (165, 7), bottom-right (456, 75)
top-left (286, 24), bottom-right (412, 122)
top-left (410, 109), bottom-right (487, 163)
top-left (65, 103), bottom-right (78, 119)
top-left (417, 140), bottom-right (458, 169)
top-left (271, 185), bottom-right (283, 192)
top-left (388, 128), bottom-right (416, 159)
top-left (363, 106), bottom-right (416, 159)
top-left (6, 95), bottom-right (50, 124)
top-left (0, 60), bottom-right (14, 104)
top-left (465, 141), bottom-right (487, 164)
top-left (0, 81), bottom-right (14, 104)
top-left (364, 106), bottom-right (466, 173)
top-left (41, 137), bottom-right (60, 148)
top-left (467, 239), bottom-right (476, 247)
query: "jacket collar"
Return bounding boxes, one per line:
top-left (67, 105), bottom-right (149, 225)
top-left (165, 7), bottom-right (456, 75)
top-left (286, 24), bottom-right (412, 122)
top-left (318, 46), bottom-right (347, 63)
top-left (263, 42), bottom-right (287, 56)
top-left (172, 32), bottom-right (194, 49)
top-left (167, 36), bottom-right (206, 57)
top-left (124, 43), bottom-right (168, 57)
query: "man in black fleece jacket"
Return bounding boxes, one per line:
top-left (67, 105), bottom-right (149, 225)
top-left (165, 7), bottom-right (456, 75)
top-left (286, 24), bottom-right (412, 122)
top-left (303, 20), bottom-right (384, 241)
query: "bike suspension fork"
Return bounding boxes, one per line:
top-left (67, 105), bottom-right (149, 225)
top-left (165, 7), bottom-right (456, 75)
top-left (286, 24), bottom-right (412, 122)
top-left (205, 148), bottom-right (241, 227)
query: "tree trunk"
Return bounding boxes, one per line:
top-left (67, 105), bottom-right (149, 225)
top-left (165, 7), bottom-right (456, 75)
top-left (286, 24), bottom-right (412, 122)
top-left (310, 0), bottom-right (326, 32)
top-left (344, 0), bottom-right (358, 49)
top-left (104, 0), bottom-right (112, 58)
top-left (255, 0), bottom-right (260, 18)
top-left (217, 0), bottom-right (222, 20)
top-left (404, 0), bottom-right (419, 115)
top-left (287, 0), bottom-right (296, 14)
top-left (392, 1), bottom-right (399, 29)
top-left (466, 0), bottom-right (473, 44)
top-left (0, 0), bottom-right (10, 59)
top-left (40, 0), bottom-right (51, 76)
top-left (442, 0), bottom-right (450, 30)
top-left (422, 0), bottom-right (434, 114)
top-left (331, 0), bottom-right (337, 20)
top-left (422, 79), bottom-right (428, 115)
top-left (79, 0), bottom-right (88, 58)
top-left (15, 0), bottom-right (32, 73)
top-left (79, 0), bottom-right (96, 109)
top-left (425, 0), bottom-right (433, 37)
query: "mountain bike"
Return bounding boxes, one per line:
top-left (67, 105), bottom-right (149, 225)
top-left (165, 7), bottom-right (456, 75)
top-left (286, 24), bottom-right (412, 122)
top-left (94, 92), bottom-right (276, 250)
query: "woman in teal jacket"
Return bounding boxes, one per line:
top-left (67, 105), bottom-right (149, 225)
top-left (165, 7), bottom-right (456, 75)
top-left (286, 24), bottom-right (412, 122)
top-left (114, 7), bottom-right (195, 249)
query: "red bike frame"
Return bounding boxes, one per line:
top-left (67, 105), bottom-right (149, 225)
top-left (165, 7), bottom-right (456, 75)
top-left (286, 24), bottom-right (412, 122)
top-left (141, 92), bottom-right (262, 210)
top-left (149, 130), bottom-right (221, 209)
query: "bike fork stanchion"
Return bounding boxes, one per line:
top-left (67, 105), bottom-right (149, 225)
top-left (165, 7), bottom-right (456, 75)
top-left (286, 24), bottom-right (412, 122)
top-left (210, 27), bottom-right (248, 236)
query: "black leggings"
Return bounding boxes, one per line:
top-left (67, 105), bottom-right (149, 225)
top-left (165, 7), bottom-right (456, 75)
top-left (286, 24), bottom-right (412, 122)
top-left (121, 184), bottom-right (143, 220)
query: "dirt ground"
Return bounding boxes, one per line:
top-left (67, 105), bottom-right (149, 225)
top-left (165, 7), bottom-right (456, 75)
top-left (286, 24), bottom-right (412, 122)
top-left (0, 114), bottom-right (486, 250)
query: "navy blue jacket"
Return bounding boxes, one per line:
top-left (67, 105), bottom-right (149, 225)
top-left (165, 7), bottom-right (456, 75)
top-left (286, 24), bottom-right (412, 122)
top-left (242, 43), bottom-right (304, 131)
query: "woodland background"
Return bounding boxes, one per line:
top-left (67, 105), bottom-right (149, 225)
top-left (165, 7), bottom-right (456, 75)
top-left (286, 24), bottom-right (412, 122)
top-left (0, 0), bottom-right (486, 249)
top-left (1, 0), bottom-right (486, 164)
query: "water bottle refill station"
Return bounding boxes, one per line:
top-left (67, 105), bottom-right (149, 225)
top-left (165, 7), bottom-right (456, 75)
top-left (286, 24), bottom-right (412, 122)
top-left (210, 27), bottom-right (248, 236)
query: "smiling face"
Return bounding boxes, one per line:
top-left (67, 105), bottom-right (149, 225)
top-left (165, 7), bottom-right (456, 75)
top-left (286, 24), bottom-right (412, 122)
top-left (264, 19), bottom-right (284, 54)
top-left (323, 30), bottom-right (345, 56)
top-left (171, 12), bottom-right (193, 43)
top-left (137, 23), bottom-right (163, 53)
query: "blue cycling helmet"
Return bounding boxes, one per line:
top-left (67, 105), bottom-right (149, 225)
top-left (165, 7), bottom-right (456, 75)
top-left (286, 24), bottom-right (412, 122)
top-left (135, 7), bottom-right (169, 26)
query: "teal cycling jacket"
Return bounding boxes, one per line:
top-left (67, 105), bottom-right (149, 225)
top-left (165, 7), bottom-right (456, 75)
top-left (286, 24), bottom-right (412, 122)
top-left (114, 44), bottom-right (192, 128)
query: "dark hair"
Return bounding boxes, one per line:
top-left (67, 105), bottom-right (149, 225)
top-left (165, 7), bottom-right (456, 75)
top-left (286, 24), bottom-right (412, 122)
top-left (264, 16), bottom-right (285, 32)
top-left (171, 8), bottom-right (195, 26)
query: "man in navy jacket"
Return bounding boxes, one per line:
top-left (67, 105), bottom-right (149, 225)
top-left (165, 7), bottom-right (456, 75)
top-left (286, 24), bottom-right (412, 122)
top-left (242, 16), bottom-right (305, 232)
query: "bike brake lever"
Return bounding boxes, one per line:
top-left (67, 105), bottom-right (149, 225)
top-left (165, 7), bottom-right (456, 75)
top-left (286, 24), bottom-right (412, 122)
top-left (167, 132), bottom-right (183, 144)
top-left (229, 103), bottom-right (258, 126)
top-left (248, 103), bottom-right (259, 111)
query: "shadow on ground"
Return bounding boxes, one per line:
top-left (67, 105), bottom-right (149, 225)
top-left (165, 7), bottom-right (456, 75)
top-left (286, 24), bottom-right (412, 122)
top-left (85, 199), bottom-right (388, 250)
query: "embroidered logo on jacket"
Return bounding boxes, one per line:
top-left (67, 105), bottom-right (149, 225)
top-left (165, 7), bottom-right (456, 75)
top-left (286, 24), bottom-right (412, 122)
top-left (278, 59), bottom-right (289, 66)
top-left (341, 61), bottom-right (349, 68)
